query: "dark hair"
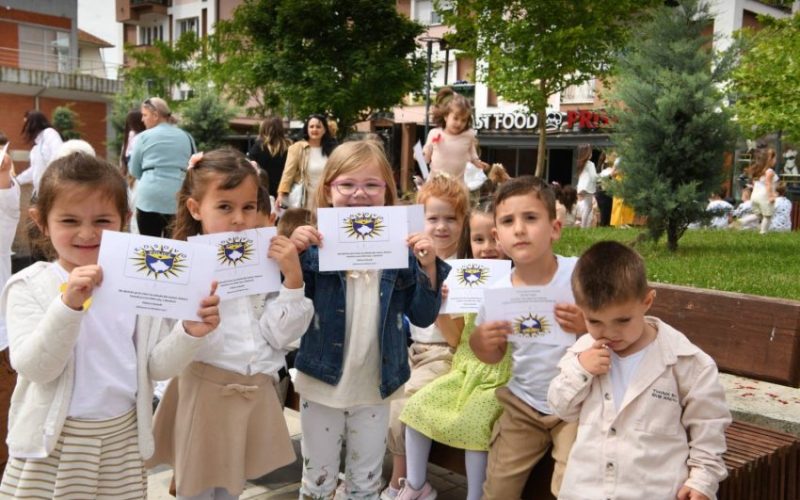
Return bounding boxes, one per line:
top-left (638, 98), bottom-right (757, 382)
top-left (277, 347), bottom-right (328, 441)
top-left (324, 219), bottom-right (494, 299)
top-left (277, 208), bottom-right (315, 238)
top-left (22, 110), bottom-right (54, 144)
top-left (431, 87), bottom-right (473, 131)
top-left (0, 132), bottom-right (7, 146)
top-left (576, 143), bottom-right (592, 169)
top-left (120, 110), bottom-right (146, 175)
top-left (776, 181), bottom-right (787, 197)
top-left (458, 200), bottom-right (493, 258)
top-left (572, 241), bottom-right (649, 310)
top-left (31, 153), bottom-right (128, 258)
top-left (258, 116), bottom-right (291, 157)
top-left (303, 114), bottom-right (337, 157)
top-left (493, 175), bottom-right (557, 221)
top-left (172, 148), bottom-right (266, 240)
top-left (559, 185), bottom-right (578, 212)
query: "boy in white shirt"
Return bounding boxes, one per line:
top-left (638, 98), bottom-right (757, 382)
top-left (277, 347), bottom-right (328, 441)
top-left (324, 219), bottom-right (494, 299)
top-left (548, 241), bottom-right (731, 500)
top-left (470, 176), bottom-right (586, 499)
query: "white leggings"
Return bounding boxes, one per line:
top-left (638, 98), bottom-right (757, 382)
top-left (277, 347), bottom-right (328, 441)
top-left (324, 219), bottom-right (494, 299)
top-left (177, 487), bottom-right (239, 500)
top-left (300, 398), bottom-right (390, 499)
top-left (578, 195), bottom-right (594, 228)
top-left (405, 426), bottom-right (487, 500)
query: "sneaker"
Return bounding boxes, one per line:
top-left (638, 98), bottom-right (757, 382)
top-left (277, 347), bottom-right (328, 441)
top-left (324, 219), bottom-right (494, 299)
top-left (395, 478), bottom-right (437, 500)
top-left (380, 484), bottom-right (400, 500)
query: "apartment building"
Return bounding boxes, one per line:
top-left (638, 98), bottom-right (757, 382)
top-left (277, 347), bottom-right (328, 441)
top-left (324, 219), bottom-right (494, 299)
top-left (0, 0), bottom-right (119, 165)
top-left (395, 0), bottom-right (792, 185)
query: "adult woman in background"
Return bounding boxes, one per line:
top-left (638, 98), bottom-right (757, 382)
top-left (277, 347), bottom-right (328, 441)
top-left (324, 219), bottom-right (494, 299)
top-left (248, 116), bottom-right (291, 198)
top-left (276, 114), bottom-right (337, 210)
top-left (575, 143), bottom-right (597, 228)
top-left (120, 109), bottom-right (146, 177)
top-left (16, 110), bottom-right (63, 197)
top-left (129, 97), bottom-right (195, 237)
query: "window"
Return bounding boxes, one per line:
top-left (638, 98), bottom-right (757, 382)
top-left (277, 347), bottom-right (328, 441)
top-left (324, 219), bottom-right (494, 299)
top-left (138, 25), bottom-right (164, 46)
top-left (18, 25), bottom-right (70, 72)
top-left (177, 17), bottom-right (199, 37)
top-left (562, 78), bottom-right (596, 104)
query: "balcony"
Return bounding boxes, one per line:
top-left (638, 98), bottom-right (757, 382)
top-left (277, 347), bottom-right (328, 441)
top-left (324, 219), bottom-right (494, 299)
top-left (116, 0), bottom-right (169, 24)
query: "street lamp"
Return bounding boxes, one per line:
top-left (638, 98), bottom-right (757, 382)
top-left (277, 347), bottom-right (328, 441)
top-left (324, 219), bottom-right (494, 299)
top-left (419, 35), bottom-right (446, 139)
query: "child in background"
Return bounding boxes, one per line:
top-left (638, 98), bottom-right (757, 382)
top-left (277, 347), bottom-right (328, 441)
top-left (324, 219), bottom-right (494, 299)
top-left (749, 148), bottom-right (779, 234)
top-left (277, 207), bottom-right (315, 238)
top-left (575, 144), bottom-right (597, 228)
top-left (147, 149), bottom-right (313, 500)
top-left (385, 172), bottom-right (469, 498)
top-left (288, 140), bottom-right (449, 499)
top-left (423, 87), bottom-right (489, 182)
top-left (398, 201), bottom-right (511, 500)
top-left (770, 182), bottom-right (792, 232)
top-left (548, 241), bottom-right (731, 500)
top-left (555, 184), bottom-right (579, 228)
top-left (470, 176), bottom-right (586, 499)
top-left (0, 153), bottom-right (220, 498)
top-left (705, 191), bottom-right (733, 229)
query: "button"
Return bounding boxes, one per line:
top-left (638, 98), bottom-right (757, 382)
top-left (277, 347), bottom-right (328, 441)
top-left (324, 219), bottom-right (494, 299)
top-left (609, 427), bottom-right (616, 435)
top-left (581, 374), bottom-right (588, 382)
top-left (606, 462), bottom-right (614, 470)
top-left (604, 393), bottom-right (611, 400)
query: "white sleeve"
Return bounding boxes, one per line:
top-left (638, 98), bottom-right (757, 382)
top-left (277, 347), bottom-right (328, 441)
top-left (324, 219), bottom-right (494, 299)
top-left (259, 285), bottom-right (314, 350)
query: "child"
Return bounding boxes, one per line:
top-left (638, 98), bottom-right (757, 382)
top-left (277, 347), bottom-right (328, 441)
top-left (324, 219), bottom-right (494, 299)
top-left (548, 241), bottom-right (731, 500)
top-left (469, 176), bottom-right (586, 499)
top-left (385, 172), bottom-right (469, 498)
top-left (705, 190), bottom-right (733, 229)
top-left (770, 182), bottom-right (792, 232)
top-left (397, 202), bottom-right (511, 500)
top-left (0, 152), bottom-right (220, 498)
top-left (575, 144), bottom-right (597, 228)
top-left (277, 207), bottom-right (315, 238)
top-left (146, 149), bottom-right (313, 500)
top-left (749, 148), bottom-right (779, 234)
top-left (556, 184), bottom-right (579, 228)
top-left (423, 87), bottom-right (489, 182)
top-left (731, 186), bottom-right (757, 230)
top-left (288, 140), bottom-right (450, 499)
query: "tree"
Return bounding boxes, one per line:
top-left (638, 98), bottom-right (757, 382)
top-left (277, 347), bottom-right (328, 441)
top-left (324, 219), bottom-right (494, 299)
top-left (179, 89), bottom-right (235, 152)
top-left (441, 0), bottom-right (658, 177)
top-left (609, 0), bottom-right (736, 251)
top-left (52, 105), bottom-right (80, 140)
top-left (731, 13), bottom-right (800, 144)
top-left (122, 32), bottom-right (201, 99)
top-left (215, 0), bottom-right (427, 136)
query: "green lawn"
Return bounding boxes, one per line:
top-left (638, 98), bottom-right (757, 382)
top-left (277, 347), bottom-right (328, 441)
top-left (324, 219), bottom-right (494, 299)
top-left (553, 228), bottom-right (800, 301)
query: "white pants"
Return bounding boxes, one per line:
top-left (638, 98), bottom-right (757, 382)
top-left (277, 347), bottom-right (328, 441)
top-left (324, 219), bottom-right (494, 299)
top-left (300, 398), bottom-right (390, 499)
top-left (578, 195), bottom-right (594, 228)
top-left (178, 487), bottom-right (239, 500)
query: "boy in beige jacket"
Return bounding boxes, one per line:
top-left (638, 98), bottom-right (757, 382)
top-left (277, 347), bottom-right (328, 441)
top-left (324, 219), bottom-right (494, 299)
top-left (548, 241), bottom-right (731, 500)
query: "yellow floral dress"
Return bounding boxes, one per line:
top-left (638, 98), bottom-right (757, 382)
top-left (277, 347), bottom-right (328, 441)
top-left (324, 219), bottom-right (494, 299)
top-left (400, 314), bottom-right (512, 451)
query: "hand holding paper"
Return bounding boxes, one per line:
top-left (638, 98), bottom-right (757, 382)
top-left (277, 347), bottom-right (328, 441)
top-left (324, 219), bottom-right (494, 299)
top-left (470, 320), bottom-right (512, 364)
top-left (268, 235), bottom-right (302, 289)
top-left (182, 281), bottom-right (221, 338)
top-left (62, 265), bottom-right (102, 311)
top-left (289, 225), bottom-right (323, 252)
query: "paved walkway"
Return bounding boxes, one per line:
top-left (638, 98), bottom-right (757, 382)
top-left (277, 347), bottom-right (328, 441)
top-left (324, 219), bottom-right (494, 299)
top-left (147, 409), bottom-right (468, 499)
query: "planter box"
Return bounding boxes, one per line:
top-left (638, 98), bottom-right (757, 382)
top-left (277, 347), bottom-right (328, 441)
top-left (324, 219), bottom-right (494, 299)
top-left (650, 283), bottom-right (800, 388)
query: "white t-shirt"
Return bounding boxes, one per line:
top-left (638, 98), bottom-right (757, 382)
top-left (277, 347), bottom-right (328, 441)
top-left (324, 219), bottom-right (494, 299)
top-left (576, 161), bottom-right (598, 195)
top-left (305, 146), bottom-right (327, 196)
top-left (52, 265), bottom-right (138, 420)
top-left (706, 199), bottom-right (733, 229)
top-left (609, 345), bottom-right (650, 413)
top-left (476, 255), bottom-right (578, 414)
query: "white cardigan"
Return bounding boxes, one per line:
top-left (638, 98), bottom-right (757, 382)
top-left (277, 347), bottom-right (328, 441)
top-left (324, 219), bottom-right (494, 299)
top-left (1, 261), bottom-right (207, 459)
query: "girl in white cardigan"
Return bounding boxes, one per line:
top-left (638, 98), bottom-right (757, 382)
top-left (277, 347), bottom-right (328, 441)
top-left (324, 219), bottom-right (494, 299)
top-left (146, 149), bottom-right (313, 500)
top-left (0, 152), bottom-right (221, 499)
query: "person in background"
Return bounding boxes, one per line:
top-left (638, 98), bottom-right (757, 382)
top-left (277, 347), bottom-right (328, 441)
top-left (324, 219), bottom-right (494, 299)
top-left (276, 114), bottom-right (337, 210)
top-left (574, 144), bottom-right (597, 228)
top-left (705, 191), bottom-right (734, 229)
top-left (129, 97), bottom-right (196, 238)
top-left (248, 116), bottom-right (291, 199)
top-left (16, 110), bottom-right (63, 197)
top-left (556, 184), bottom-right (580, 228)
top-left (769, 182), bottom-right (792, 232)
top-left (595, 151), bottom-right (615, 226)
top-left (120, 110), bottom-right (146, 177)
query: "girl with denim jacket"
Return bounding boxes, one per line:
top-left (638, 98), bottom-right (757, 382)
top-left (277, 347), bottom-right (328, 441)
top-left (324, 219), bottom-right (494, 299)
top-left (289, 141), bottom-right (450, 499)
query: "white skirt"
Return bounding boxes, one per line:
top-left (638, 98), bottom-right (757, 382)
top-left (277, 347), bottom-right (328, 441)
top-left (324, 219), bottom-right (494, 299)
top-left (0, 408), bottom-right (146, 499)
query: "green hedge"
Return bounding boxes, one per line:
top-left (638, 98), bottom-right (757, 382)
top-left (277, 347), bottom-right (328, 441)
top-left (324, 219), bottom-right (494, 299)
top-left (554, 228), bottom-right (800, 301)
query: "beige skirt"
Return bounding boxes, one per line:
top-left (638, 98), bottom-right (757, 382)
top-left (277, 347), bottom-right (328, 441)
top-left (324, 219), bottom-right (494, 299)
top-left (146, 362), bottom-right (295, 497)
top-left (0, 408), bottom-right (146, 500)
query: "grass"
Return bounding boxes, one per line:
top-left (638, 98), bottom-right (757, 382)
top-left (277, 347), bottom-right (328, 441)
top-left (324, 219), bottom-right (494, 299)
top-left (553, 227), bottom-right (800, 301)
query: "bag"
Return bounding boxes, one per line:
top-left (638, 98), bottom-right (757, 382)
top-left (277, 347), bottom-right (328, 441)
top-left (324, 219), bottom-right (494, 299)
top-left (464, 162), bottom-right (488, 191)
top-left (287, 181), bottom-right (306, 208)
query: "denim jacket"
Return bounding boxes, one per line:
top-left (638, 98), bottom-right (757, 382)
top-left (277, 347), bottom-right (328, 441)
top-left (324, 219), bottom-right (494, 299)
top-left (295, 247), bottom-right (450, 398)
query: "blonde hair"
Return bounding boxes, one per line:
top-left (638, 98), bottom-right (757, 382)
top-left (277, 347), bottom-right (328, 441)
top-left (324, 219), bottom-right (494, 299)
top-left (142, 97), bottom-right (176, 124)
top-left (416, 172), bottom-right (470, 223)
top-left (313, 140), bottom-right (397, 209)
top-left (258, 116), bottom-right (290, 157)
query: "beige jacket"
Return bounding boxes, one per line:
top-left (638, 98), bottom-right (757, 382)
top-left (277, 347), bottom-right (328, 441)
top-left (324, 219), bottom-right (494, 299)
top-left (1, 261), bottom-right (207, 459)
top-left (277, 140), bottom-right (310, 195)
top-left (547, 317), bottom-right (731, 500)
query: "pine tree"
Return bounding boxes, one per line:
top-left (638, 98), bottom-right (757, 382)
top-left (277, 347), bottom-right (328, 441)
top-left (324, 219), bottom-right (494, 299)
top-left (52, 105), bottom-right (81, 140)
top-left (179, 90), bottom-right (235, 152)
top-left (609, 0), bottom-right (736, 251)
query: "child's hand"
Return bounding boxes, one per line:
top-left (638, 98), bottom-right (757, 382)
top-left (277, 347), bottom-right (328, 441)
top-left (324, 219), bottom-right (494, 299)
top-left (578, 339), bottom-right (611, 376)
top-left (289, 225), bottom-right (322, 252)
top-left (473, 321), bottom-right (511, 352)
top-left (269, 235), bottom-right (302, 289)
top-left (62, 265), bottom-right (102, 311)
top-left (441, 284), bottom-right (449, 301)
top-left (677, 485), bottom-right (709, 500)
top-left (406, 232), bottom-right (435, 267)
top-left (182, 282), bottom-right (221, 338)
top-left (554, 303), bottom-right (587, 334)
